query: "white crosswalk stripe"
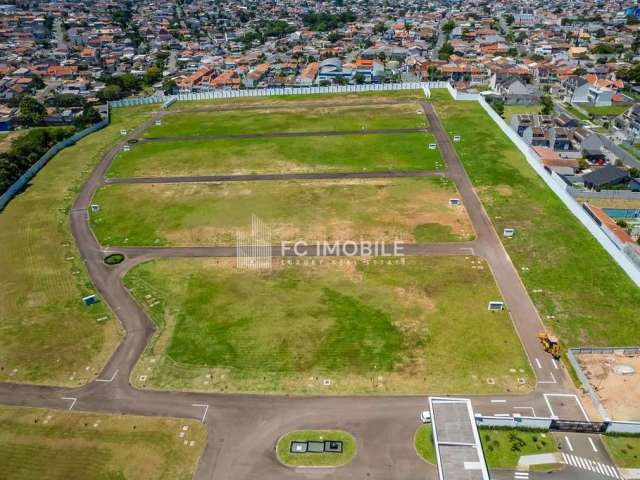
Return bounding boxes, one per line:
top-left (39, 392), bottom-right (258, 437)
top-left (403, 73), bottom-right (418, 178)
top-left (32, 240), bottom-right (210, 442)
top-left (561, 453), bottom-right (620, 478)
top-left (514, 472), bottom-right (529, 479)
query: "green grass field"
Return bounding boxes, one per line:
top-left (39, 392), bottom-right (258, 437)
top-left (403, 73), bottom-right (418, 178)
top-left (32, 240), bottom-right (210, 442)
top-left (503, 103), bottom-right (541, 124)
top-left (0, 105), bottom-right (156, 385)
top-left (276, 430), bottom-right (356, 467)
top-left (90, 178), bottom-right (473, 247)
top-left (604, 435), bottom-right (640, 468)
top-left (415, 424), bottom-right (436, 463)
top-left (480, 428), bottom-right (558, 468)
top-left (108, 132), bottom-right (442, 178)
top-left (583, 104), bottom-right (630, 117)
top-left (0, 405), bottom-right (205, 479)
top-left (125, 256), bottom-right (533, 394)
top-left (146, 103), bottom-right (426, 138)
top-left (429, 90), bottom-right (640, 348)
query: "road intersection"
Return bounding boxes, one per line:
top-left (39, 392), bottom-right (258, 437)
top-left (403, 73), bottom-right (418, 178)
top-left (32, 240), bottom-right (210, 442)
top-left (0, 99), bottom-right (619, 479)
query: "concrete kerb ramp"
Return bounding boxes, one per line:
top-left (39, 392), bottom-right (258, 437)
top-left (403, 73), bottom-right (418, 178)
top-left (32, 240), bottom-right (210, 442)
top-left (429, 397), bottom-right (490, 480)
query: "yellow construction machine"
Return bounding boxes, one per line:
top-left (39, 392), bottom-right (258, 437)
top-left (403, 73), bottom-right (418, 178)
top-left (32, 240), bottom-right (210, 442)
top-left (538, 332), bottom-right (561, 359)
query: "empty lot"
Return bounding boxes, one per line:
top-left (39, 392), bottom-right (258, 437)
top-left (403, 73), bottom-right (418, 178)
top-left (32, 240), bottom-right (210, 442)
top-left (126, 256), bottom-right (533, 394)
top-left (91, 178), bottom-right (473, 246)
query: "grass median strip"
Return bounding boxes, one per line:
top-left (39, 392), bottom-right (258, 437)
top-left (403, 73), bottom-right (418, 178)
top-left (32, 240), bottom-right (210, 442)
top-left (126, 256), bottom-right (533, 394)
top-left (0, 405), bottom-right (205, 480)
top-left (108, 132), bottom-right (442, 178)
top-left (276, 430), bottom-right (356, 467)
top-left (90, 177), bottom-right (473, 246)
top-left (0, 104), bottom-right (155, 385)
top-left (429, 89), bottom-right (640, 348)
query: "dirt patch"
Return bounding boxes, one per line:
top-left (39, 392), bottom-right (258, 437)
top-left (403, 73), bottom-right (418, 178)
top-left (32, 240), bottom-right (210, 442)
top-left (577, 353), bottom-right (640, 420)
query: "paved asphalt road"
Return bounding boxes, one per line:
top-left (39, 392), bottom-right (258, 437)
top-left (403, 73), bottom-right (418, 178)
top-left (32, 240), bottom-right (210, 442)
top-left (0, 99), bottom-right (614, 480)
top-left (104, 170), bottom-right (446, 185)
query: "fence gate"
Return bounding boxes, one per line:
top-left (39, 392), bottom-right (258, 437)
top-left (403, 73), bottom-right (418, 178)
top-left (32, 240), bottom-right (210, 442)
top-left (550, 419), bottom-right (607, 433)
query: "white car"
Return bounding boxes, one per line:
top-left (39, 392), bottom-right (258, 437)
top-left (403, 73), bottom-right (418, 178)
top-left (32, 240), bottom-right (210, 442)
top-left (420, 411), bottom-right (431, 423)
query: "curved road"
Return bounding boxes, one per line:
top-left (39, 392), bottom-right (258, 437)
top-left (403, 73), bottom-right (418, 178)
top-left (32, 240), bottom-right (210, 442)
top-left (0, 100), bottom-right (599, 479)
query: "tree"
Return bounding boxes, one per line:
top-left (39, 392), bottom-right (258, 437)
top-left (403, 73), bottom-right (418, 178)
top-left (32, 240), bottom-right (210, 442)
top-left (143, 66), bottom-right (162, 86)
top-left (630, 167), bottom-right (640, 178)
top-left (354, 72), bottom-right (366, 85)
top-left (438, 42), bottom-right (454, 60)
top-left (18, 96), bottom-right (46, 126)
top-left (53, 93), bottom-right (86, 108)
top-left (442, 19), bottom-right (455, 34)
top-left (75, 105), bottom-right (102, 128)
top-left (97, 84), bottom-right (123, 102)
top-left (373, 22), bottom-right (385, 34)
top-left (505, 14), bottom-right (515, 25)
top-left (616, 219), bottom-right (628, 228)
top-left (574, 67), bottom-right (587, 76)
top-left (491, 99), bottom-right (505, 117)
top-left (540, 95), bottom-right (554, 115)
top-left (30, 74), bottom-right (45, 90)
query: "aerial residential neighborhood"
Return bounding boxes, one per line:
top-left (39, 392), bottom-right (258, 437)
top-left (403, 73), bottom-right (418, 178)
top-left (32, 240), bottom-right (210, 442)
top-left (1, 1), bottom-right (640, 480)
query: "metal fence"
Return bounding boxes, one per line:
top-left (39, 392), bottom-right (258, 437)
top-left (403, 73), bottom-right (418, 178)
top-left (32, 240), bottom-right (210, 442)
top-left (476, 412), bottom-right (640, 434)
top-left (567, 187), bottom-right (640, 200)
top-left (568, 347), bottom-right (640, 422)
top-left (109, 82), bottom-right (432, 108)
top-left (0, 115), bottom-right (109, 212)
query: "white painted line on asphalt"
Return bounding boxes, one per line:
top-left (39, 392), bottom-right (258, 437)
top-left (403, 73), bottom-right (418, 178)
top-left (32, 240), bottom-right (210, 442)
top-left (513, 406), bottom-right (536, 417)
top-left (95, 369), bottom-right (119, 383)
top-left (588, 436), bottom-right (599, 453)
top-left (537, 371), bottom-right (557, 384)
top-left (61, 397), bottom-right (77, 411)
top-left (552, 359), bottom-right (559, 369)
top-left (543, 393), bottom-right (588, 420)
top-left (192, 403), bottom-right (209, 424)
top-left (490, 399), bottom-right (507, 403)
top-left (564, 436), bottom-right (574, 452)
top-left (535, 358), bottom-right (542, 369)
top-left (494, 413), bottom-right (510, 417)
top-left (596, 463), bottom-right (606, 475)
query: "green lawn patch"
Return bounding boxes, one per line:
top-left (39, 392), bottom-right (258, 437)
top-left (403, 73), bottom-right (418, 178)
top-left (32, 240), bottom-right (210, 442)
top-left (429, 89), bottom-right (640, 348)
top-left (604, 435), bottom-right (640, 468)
top-left (147, 103), bottom-right (426, 138)
top-left (562, 103), bottom-right (590, 121)
top-left (90, 178), bottom-right (473, 246)
top-left (108, 132), bottom-right (443, 178)
top-left (503, 103), bottom-right (541, 124)
top-left (126, 256), bottom-right (533, 394)
top-left (415, 424), bottom-right (436, 463)
top-left (583, 104), bottom-right (630, 117)
top-left (276, 430), bottom-right (356, 467)
top-left (0, 104), bottom-right (155, 385)
top-left (0, 405), bottom-right (205, 480)
top-left (104, 253), bottom-right (125, 265)
top-left (480, 428), bottom-right (558, 469)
